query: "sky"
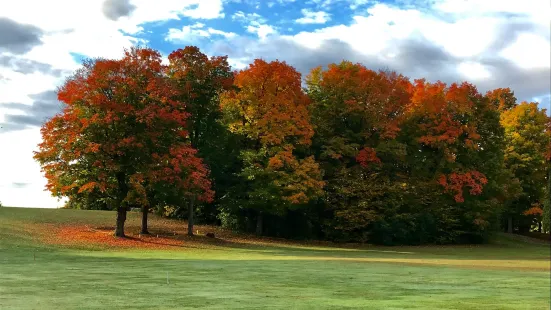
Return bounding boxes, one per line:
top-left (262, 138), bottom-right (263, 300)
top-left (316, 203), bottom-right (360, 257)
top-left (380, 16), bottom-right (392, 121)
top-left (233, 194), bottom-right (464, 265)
top-left (0, 0), bottom-right (549, 208)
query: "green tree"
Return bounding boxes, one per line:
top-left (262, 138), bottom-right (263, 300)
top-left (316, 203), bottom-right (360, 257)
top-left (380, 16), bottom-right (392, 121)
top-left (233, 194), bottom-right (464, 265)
top-left (306, 62), bottom-right (416, 243)
top-left (166, 46), bottom-right (236, 233)
top-left (220, 59), bottom-right (324, 235)
top-left (307, 62), bottom-right (505, 244)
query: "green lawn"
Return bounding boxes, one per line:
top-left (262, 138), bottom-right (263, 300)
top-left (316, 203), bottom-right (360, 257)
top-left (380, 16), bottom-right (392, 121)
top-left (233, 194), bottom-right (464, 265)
top-left (0, 207), bottom-right (549, 309)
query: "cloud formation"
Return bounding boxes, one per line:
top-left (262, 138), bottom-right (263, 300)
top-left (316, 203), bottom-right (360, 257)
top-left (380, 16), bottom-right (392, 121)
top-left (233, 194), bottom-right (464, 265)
top-left (1, 90), bottom-right (64, 132)
top-left (167, 23), bottom-right (236, 43)
top-left (295, 9), bottom-right (331, 24)
top-left (0, 55), bottom-right (65, 76)
top-left (102, 0), bottom-right (137, 21)
top-left (0, 18), bottom-right (43, 54)
top-left (0, 0), bottom-right (548, 208)
top-left (213, 1), bottom-right (550, 103)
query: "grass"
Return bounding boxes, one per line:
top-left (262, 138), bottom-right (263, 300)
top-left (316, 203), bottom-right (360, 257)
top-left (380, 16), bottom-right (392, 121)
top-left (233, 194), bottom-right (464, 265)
top-left (0, 207), bottom-right (549, 309)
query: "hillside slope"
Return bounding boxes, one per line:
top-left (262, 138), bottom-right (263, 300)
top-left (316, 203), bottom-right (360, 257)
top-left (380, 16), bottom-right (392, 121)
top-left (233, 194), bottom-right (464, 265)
top-left (0, 207), bottom-right (549, 309)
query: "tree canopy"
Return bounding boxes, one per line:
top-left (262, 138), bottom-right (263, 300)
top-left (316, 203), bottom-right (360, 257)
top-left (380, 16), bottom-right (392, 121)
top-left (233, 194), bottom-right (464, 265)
top-left (35, 46), bottom-right (550, 244)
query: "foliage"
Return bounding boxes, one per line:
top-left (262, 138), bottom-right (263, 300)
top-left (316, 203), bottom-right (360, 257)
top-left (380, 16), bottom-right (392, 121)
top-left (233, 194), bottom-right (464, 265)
top-left (220, 59), bottom-right (324, 233)
top-left (500, 102), bottom-right (550, 232)
top-left (307, 62), bottom-right (507, 244)
top-left (33, 45), bottom-right (549, 243)
top-left (34, 47), bottom-right (213, 237)
top-left (166, 46), bottom-right (239, 224)
top-left (486, 87), bottom-right (517, 111)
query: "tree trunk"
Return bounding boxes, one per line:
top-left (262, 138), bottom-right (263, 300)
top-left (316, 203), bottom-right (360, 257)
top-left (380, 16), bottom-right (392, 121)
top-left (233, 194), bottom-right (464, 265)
top-left (538, 221), bottom-right (542, 233)
top-left (507, 216), bottom-right (513, 233)
top-left (114, 171), bottom-right (128, 237)
top-left (256, 211), bottom-right (263, 236)
top-left (141, 205), bottom-right (150, 235)
top-left (115, 206), bottom-right (127, 237)
top-left (187, 196), bottom-right (195, 236)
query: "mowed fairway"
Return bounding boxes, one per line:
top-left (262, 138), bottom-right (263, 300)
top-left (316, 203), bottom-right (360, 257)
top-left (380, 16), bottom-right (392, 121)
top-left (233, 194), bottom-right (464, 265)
top-left (0, 207), bottom-right (549, 310)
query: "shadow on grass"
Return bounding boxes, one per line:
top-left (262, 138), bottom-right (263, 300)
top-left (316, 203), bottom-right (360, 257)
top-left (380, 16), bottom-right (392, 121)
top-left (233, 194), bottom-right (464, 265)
top-left (2, 207), bottom-right (549, 263)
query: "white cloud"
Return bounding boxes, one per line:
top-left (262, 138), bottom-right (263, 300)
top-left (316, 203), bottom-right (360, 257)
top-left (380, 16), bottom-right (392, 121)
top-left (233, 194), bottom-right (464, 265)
top-left (1, 0), bottom-right (550, 209)
top-left (296, 9), bottom-right (331, 24)
top-left (223, 0), bottom-right (548, 106)
top-left (457, 61), bottom-right (491, 80)
top-left (284, 1), bottom-right (550, 73)
top-left (231, 11), bottom-right (275, 39)
top-left (0, 0), bottom-right (227, 208)
top-left (167, 22), bottom-right (236, 42)
top-left (350, 0), bottom-right (371, 10)
top-left (227, 57), bottom-right (250, 69)
top-left (0, 70), bottom-right (59, 104)
top-left (232, 11), bottom-right (266, 23)
top-left (500, 33), bottom-right (551, 70)
top-left (247, 24), bottom-right (277, 39)
top-left (0, 128), bottom-right (65, 208)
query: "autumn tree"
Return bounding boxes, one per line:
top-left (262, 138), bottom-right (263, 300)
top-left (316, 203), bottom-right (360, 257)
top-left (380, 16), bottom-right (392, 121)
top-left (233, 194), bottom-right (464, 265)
top-left (166, 46), bottom-right (237, 232)
top-left (306, 62), bottom-right (415, 243)
top-left (500, 102), bottom-right (550, 233)
top-left (34, 47), bottom-right (213, 237)
top-left (403, 80), bottom-right (508, 242)
top-left (307, 61), bottom-right (505, 244)
top-left (486, 87), bottom-right (517, 111)
top-left (543, 118), bottom-right (551, 233)
top-left (220, 59), bottom-right (324, 235)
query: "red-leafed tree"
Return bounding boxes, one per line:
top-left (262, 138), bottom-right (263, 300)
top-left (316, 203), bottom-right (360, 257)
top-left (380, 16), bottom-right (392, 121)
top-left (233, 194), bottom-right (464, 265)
top-left (406, 79), bottom-right (490, 202)
top-left (34, 47), bottom-right (213, 237)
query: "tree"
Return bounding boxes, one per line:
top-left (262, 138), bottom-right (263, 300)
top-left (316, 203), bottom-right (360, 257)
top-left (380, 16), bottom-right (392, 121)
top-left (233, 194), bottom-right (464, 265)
top-left (166, 46), bottom-right (235, 234)
top-left (149, 146), bottom-right (214, 236)
top-left (486, 88), bottom-right (517, 111)
top-left (306, 62), bottom-right (415, 243)
top-left (404, 80), bottom-right (505, 242)
top-left (167, 46), bottom-right (234, 149)
top-left (500, 102), bottom-right (549, 233)
top-left (220, 59), bottom-right (324, 235)
top-left (34, 47), bottom-right (213, 237)
top-left (307, 63), bottom-right (503, 244)
top-left (544, 118), bottom-right (551, 233)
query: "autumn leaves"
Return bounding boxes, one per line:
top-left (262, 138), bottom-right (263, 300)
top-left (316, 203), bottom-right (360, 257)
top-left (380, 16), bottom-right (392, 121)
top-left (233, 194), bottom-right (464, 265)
top-left (33, 46), bottom-right (550, 243)
top-left (221, 59), bottom-right (324, 220)
top-left (35, 47), bottom-right (215, 237)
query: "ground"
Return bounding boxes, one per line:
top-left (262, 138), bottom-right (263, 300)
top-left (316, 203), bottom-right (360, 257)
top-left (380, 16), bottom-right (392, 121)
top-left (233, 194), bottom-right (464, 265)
top-left (0, 207), bottom-right (549, 309)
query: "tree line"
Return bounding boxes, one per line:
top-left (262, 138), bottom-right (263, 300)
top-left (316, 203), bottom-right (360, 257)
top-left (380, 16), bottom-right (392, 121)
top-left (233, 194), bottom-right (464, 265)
top-left (34, 46), bottom-right (551, 245)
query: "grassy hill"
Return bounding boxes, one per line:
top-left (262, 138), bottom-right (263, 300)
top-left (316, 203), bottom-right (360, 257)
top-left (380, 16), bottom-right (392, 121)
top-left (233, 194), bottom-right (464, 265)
top-left (0, 207), bottom-right (549, 309)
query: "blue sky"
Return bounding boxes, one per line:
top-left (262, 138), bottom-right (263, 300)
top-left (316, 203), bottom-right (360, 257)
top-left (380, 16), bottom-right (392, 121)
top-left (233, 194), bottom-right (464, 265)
top-left (0, 0), bottom-right (549, 208)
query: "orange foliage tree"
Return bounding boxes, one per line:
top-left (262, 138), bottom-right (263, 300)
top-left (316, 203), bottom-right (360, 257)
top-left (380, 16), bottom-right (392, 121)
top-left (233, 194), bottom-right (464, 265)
top-left (407, 80), bottom-right (491, 203)
top-left (34, 47), bottom-right (213, 237)
top-left (220, 59), bottom-right (324, 235)
top-left (306, 62), bottom-right (416, 240)
top-left (486, 87), bottom-right (517, 111)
